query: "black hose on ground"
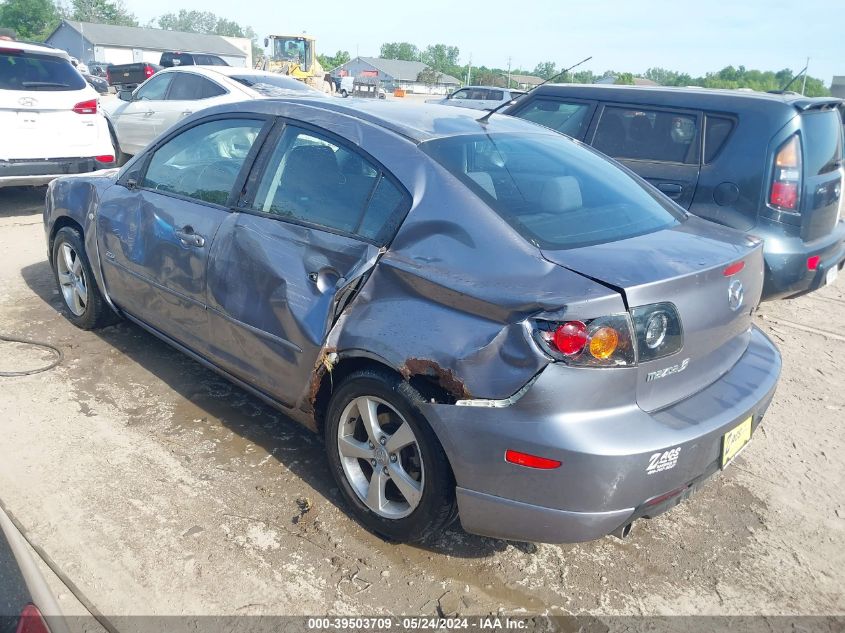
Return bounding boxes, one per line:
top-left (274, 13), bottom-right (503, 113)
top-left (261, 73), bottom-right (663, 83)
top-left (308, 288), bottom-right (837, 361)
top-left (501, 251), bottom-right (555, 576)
top-left (0, 335), bottom-right (63, 377)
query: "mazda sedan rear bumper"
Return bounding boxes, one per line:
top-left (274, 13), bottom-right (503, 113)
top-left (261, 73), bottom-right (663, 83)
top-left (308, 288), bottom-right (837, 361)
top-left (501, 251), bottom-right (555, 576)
top-left (421, 326), bottom-right (781, 543)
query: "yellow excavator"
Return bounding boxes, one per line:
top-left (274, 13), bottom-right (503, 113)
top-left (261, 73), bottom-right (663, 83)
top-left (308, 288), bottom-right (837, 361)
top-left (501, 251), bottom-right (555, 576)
top-left (260, 34), bottom-right (334, 93)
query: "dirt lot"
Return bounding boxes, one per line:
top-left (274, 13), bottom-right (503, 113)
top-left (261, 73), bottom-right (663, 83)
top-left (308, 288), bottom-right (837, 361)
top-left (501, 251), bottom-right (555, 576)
top-left (1, 186), bottom-right (843, 620)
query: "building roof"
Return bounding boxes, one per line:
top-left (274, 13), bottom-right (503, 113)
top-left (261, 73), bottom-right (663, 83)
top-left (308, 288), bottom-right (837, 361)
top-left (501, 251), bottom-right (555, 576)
top-left (347, 57), bottom-right (461, 85)
top-left (509, 74), bottom-right (544, 86)
top-left (51, 20), bottom-right (246, 57)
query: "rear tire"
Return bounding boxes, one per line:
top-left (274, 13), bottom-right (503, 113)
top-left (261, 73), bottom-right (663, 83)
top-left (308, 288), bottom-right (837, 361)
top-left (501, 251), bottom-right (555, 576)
top-left (108, 123), bottom-right (129, 167)
top-left (341, 89), bottom-right (348, 98)
top-left (325, 369), bottom-right (457, 543)
top-left (52, 227), bottom-right (119, 330)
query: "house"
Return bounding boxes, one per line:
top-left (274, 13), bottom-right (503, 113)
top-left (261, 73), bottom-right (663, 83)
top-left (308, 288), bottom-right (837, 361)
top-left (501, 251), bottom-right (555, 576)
top-left (331, 57), bottom-right (461, 94)
top-left (832, 76), bottom-right (845, 99)
top-left (509, 73), bottom-right (544, 89)
top-left (45, 20), bottom-right (250, 67)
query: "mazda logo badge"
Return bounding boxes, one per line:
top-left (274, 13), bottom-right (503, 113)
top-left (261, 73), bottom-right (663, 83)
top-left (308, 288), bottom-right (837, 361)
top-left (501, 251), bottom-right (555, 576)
top-left (728, 279), bottom-right (744, 311)
top-left (18, 96), bottom-right (37, 107)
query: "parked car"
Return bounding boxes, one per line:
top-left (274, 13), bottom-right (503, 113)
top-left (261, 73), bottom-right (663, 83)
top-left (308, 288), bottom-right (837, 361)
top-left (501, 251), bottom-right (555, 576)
top-left (505, 85), bottom-right (845, 300)
top-left (82, 72), bottom-right (109, 95)
top-left (0, 504), bottom-right (70, 633)
top-left (44, 100), bottom-right (782, 544)
top-left (106, 62), bottom-right (161, 91)
top-left (159, 51), bottom-right (229, 68)
top-left (0, 41), bottom-right (114, 188)
top-left (103, 66), bottom-right (322, 161)
top-left (427, 85), bottom-right (526, 110)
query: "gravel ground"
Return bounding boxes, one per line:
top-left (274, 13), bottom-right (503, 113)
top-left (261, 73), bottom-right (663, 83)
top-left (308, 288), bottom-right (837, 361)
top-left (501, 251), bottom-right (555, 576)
top-left (0, 186), bottom-right (843, 622)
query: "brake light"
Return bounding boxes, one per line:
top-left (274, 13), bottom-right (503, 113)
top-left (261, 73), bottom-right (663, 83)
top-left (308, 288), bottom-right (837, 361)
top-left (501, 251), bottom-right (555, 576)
top-left (72, 99), bottom-right (97, 114)
top-left (723, 261), bottom-right (745, 276)
top-left (15, 604), bottom-right (50, 633)
top-left (534, 314), bottom-right (636, 367)
top-left (95, 155), bottom-right (114, 163)
top-left (144, 65), bottom-right (154, 78)
top-left (552, 321), bottom-right (588, 356)
top-left (505, 450), bottom-right (561, 470)
top-left (106, 68), bottom-right (111, 83)
top-left (769, 134), bottom-right (802, 212)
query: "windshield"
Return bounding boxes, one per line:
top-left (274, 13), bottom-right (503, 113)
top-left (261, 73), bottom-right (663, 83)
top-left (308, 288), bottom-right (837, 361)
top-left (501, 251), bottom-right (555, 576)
top-left (0, 50), bottom-right (86, 91)
top-left (231, 74), bottom-right (317, 96)
top-left (421, 132), bottom-right (684, 250)
top-left (272, 38), bottom-right (307, 64)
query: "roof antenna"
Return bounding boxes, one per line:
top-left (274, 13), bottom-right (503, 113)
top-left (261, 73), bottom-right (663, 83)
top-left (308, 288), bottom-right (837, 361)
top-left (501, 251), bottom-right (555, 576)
top-left (774, 62), bottom-right (809, 94)
top-left (477, 55), bottom-right (592, 124)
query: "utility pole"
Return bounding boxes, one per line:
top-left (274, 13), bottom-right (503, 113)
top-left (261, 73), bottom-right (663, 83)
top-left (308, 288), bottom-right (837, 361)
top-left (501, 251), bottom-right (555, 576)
top-left (801, 57), bottom-right (809, 95)
top-left (466, 54), bottom-right (472, 85)
top-left (507, 57), bottom-right (512, 88)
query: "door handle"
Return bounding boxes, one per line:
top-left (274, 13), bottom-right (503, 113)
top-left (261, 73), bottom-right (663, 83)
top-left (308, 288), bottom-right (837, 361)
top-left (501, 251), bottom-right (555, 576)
top-left (174, 227), bottom-right (205, 247)
top-left (181, 110), bottom-right (193, 116)
top-left (143, 110), bottom-right (154, 117)
top-left (657, 183), bottom-right (683, 198)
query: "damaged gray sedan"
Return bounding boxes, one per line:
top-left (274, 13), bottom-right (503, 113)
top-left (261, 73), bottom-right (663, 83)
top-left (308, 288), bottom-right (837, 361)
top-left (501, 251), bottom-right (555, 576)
top-left (43, 99), bottom-right (782, 544)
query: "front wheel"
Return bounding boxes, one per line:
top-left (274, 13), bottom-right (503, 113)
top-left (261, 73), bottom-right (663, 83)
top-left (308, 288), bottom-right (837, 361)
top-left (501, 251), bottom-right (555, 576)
top-left (325, 369), bottom-right (456, 542)
top-left (340, 89), bottom-right (348, 98)
top-left (52, 227), bottom-right (118, 330)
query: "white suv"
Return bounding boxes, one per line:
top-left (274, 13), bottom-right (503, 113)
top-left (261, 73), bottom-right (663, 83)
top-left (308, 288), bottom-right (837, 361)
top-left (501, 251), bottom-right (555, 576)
top-left (0, 41), bottom-right (114, 187)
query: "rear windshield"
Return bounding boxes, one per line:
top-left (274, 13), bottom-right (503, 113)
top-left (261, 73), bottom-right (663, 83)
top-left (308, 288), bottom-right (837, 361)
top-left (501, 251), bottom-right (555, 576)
top-left (801, 110), bottom-right (843, 176)
top-left (421, 133), bottom-right (683, 250)
top-left (231, 74), bottom-right (316, 96)
top-left (0, 50), bottom-right (86, 91)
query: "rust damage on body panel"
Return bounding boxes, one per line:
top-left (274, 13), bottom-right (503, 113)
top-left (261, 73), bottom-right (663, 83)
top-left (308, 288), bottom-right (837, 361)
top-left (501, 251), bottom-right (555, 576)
top-left (400, 358), bottom-right (471, 401)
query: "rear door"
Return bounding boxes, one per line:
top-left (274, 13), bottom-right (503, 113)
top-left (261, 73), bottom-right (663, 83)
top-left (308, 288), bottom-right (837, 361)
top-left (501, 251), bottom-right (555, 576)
top-left (797, 109), bottom-right (844, 241)
top-left (206, 121), bottom-right (410, 406)
top-left (112, 72), bottom-right (174, 154)
top-left (0, 48), bottom-right (98, 160)
top-left (589, 103), bottom-right (702, 209)
top-left (507, 96), bottom-right (597, 140)
top-left (158, 72), bottom-right (229, 135)
top-left (97, 115), bottom-right (268, 353)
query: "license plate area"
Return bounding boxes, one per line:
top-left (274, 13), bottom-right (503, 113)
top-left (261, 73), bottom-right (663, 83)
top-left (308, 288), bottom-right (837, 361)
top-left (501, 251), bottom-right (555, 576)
top-left (721, 416), bottom-right (752, 468)
top-left (826, 265), bottom-right (839, 286)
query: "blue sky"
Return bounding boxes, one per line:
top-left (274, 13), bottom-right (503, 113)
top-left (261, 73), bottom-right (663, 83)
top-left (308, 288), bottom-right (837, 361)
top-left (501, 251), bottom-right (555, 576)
top-left (127, 0), bottom-right (842, 83)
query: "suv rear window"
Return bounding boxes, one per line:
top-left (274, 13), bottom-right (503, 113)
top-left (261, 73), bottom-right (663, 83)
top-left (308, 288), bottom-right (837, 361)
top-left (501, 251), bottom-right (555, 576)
top-left (801, 110), bottom-right (843, 176)
top-left (421, 133), bottom-right (683, 250)
top-left (0, 50), bottom-right (86, 91)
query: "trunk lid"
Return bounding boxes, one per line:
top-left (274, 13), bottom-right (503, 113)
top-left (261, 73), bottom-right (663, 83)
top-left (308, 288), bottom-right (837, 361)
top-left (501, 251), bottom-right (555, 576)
top-left (541, 216), bottom-right (765, 411)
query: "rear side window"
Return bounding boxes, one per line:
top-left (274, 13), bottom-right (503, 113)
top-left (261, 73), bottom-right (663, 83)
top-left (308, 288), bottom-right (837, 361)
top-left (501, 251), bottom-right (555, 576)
top-left (515, 98), bottom-right (593, 138)
top-left (142, 118), bottom-right (263, 205)
top-left (421, 132), bottom-right (683, 250)
top-left (488, 90), bottom-right (504, 100)
top-left (0, 51), bottom-right (86, 91)
top-left (801, 111), bottom-right (843, 176)
top-left (167, 73), bottom-right (226, 100)
top-left (704, 115), bottom-right (735, 163)
top-left (250, 126), bottom-right (407, 244)
top-left (593, 106), bottom-right (699, 164)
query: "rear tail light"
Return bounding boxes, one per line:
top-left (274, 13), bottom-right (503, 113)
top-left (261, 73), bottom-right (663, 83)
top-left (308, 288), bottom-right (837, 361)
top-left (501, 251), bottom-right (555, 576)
top-left (15, 604), bottom-right (50, 633)
top-left (144, 64), bottom-right (154, 78)
top-left (72, 99), bottom-right (98, 114)
top-left (769, 134), bottom-right (802, 212)
top-left (95, 155), bottom-right (114, 163)
top-left (105, 68), bottom-right (111, 83)
top-left (807, 255), bottom-right (820, 271)
top-left (533, 314), bottom-right (636, 367)
top-left (533, 303), bottom-right (684, 367)
top-left (630, 302), bottom-right (683, 362)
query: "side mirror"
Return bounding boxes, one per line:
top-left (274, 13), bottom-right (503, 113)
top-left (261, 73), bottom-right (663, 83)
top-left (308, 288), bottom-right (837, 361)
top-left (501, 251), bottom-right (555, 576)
top-left (118, 89), bottom-right (133, 101)
top-left (263, 37), bottom-right (269, 48)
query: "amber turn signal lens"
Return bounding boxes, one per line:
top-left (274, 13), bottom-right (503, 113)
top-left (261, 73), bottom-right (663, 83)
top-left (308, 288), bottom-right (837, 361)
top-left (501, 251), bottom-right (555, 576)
top-left (589, 327), bottom-right (619, 359)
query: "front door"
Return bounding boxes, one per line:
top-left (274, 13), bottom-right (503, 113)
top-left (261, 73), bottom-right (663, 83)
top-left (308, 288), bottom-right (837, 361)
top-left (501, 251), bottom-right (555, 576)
top-left (589, 104), bottom-right (702, 209)
top-left (112, 72), bottom-right (174, 155)
top-left (97, 116), bottom-right (267, 352)
top-left (206, 122), bottom-right (409, 406)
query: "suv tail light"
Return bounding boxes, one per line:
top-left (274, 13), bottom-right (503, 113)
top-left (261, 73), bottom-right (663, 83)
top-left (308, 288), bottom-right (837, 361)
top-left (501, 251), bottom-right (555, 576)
top-left (105, 67), bottom-right (111, 83)
top-left (144, 64), bottom-right (154, 78)
top-left (533, 314), bottom-right (636, 367)
top-left (72, 99), bottom-right (98, 114)
top-left (769, 134), bottom-right (802, 212)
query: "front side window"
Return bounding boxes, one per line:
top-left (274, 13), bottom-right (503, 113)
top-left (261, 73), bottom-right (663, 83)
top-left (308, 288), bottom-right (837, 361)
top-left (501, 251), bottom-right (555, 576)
top-left (515, 98), bottom-right (593, 138)
top-left (450, 89), bottom-right (470, 100)
top-left (141, 118), bottom-right (263, 205)
top-left (250, 126), bottom-right (406, 243)
top-left (167, 73), bottom-right (226, 100)
top-left (134, 73), bottom-right (172, 100)
top-left (593, 106), bottom-right (699, 164)
top-left (421, 132), bottom-right (683, 250)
